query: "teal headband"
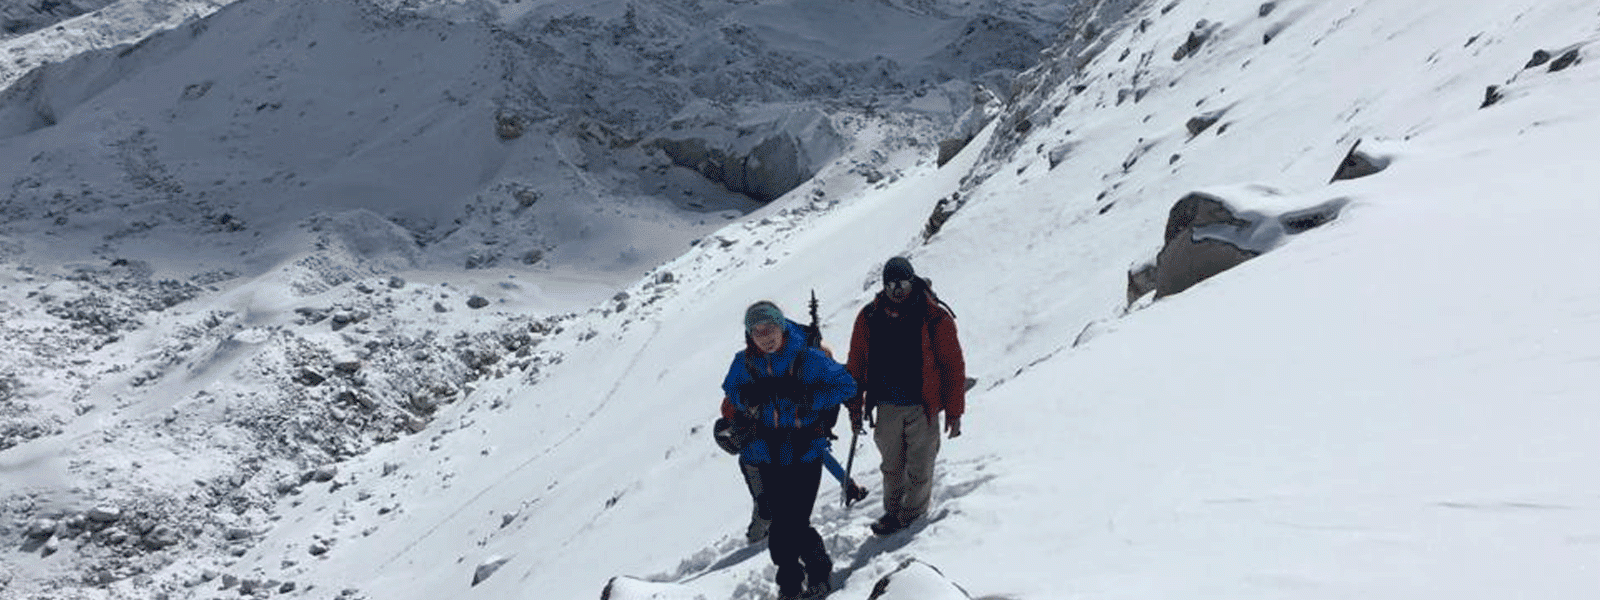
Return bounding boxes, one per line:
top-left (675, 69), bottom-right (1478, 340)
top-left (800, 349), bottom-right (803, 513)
top-left (744, 301), bottom-right (784, 333)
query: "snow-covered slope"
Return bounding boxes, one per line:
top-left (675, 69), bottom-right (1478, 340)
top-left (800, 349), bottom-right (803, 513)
top-left (4, 0), bottom-right (1600, 598)
top-left (1, 1), bottom-right (121, 41)
top-left (0, 1), bottom-right (231, 86)
top-left (0, 0), bottom-right (1062, 595)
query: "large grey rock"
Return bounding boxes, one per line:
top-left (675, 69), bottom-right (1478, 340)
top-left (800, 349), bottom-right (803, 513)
top-left (650, 104), bottom-right (844, 203)
top-left (1137, 185), bottom-right (1349, 300)
top-left (1127, 261), bottom-right (1158, 306)
top-left (1155, 192), bottom-right (1260, 298)
top-left (86, 505), bottom-right (123, 523)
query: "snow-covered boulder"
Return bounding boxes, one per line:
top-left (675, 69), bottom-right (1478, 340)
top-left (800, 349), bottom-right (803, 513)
top-left (868, 559), bottom-right (970, 600)
top-left (649, 102), bottom-right (845, 203)
top-left (600, 575), bottom-right (706, 600)
top-left (1131, 185), bottom-right (1348, 301)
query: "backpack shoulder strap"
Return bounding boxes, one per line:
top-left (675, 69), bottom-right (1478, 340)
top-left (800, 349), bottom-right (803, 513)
top-left (788, 347), bottom-right (806, 378)
top-left (921, 279), bottom-right (956, 320)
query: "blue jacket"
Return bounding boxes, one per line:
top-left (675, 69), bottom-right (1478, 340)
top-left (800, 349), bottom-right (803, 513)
top-left (722, 320), bottom-right (857, 465)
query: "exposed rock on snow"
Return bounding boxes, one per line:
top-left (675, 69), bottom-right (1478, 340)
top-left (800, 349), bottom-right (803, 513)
top-left (938, 85), bottom-right (1002, 166)
top-left (1172, 19), bottom-right (1221, 61)
top-left (922, 192), bottom-right (962, 242)
top-left (1329, 139), bottom-right (1397, 183)
top-left (650, 104), bottom-right (845, 203)
top-left (1481, 84), bottom-right (1506, 109)
top-left (1186, 108), bottom-right (1229, 137)
top-left (1130, 185), bottom-right (1349, 300)
top-left (470, 555), bottom-right (511, 587)
top-left (1547, 47), bottom-right (1582, 72)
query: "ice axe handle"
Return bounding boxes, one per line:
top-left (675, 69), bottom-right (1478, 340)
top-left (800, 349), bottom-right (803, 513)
top-left (842, 428), bottom-right (859, 507)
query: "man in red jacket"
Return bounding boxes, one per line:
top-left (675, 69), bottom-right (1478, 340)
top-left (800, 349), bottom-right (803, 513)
top-left (846, 256), bottom-right (967, 536)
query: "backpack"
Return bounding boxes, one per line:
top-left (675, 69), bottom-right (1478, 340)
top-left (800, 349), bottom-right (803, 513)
top-left (918, 276), bottom-right (957, 320)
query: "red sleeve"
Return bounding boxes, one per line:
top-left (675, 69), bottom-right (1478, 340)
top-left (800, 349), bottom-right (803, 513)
top-left (720, 396), bottom-right (736, 420)
top-left (932, 309), bottom-right (966, 418)
top-left (844, 305), bottom-right (872, 417)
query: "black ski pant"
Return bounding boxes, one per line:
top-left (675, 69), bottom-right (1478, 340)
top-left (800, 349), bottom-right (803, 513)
top-left (754, 459), bottom-right (831, 593)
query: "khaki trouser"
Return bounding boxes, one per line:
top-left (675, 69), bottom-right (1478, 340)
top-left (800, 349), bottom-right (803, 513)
top-left (874, 404), bottom-right (940, 525)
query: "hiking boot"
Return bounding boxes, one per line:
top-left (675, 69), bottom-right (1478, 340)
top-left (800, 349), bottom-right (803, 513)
top-left (776, 586), bottom-right (804, 600)
top-left (804, 561), bottom-right (833, 595)
top-left (802, 577), bottom-right (833, 598)
top-left (745, 516), bottom-right (770, 544)
top-left (869, 515), bottom-right (904, 536)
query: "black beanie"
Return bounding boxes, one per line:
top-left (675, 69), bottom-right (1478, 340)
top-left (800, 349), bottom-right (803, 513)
top-left (882, 256), bottom-right (915, 283)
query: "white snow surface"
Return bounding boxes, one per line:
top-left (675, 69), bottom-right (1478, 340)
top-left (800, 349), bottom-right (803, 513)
top-left (2, 0), bottom-right (1599, 599)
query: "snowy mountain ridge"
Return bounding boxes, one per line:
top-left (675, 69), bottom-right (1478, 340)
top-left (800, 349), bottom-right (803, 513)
top-left (0, 0), bottom-right (1068, 595)
top-left (4, 0), bottom-right (1600, 598)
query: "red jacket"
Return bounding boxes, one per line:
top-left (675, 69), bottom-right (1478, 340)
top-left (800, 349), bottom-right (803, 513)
top-left (845, 291), bottom-right (965, 424)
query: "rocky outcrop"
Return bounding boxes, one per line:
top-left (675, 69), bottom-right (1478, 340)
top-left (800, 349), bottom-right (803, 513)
top-left (1152, 193), bottom-right (1261, 299)
top-left (1129, 185), bottom-right (1349, 302)
top-left (649, 104), bottom-right (844, 203)
top-left (1329, 138), bottom-right (1395, 182)
top-left (938, 86), bottom-right (1002, 167)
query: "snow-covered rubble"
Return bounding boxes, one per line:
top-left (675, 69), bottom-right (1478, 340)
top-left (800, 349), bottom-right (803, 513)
top-left (0, 244), bottom-right (579, 588)
top-left (0, 1), bottom-right (234, 90)
top-left (1, 1), bottom-right (118, 38)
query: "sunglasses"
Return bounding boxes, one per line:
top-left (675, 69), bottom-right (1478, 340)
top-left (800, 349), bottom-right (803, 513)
top-left (884, 279), bottom-right (914, 294)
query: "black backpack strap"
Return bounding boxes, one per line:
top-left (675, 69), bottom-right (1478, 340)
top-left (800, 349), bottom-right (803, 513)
top-left (740, 350), bottom-right (813, 430)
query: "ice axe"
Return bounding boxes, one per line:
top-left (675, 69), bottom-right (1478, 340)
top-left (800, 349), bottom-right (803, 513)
top-left (842, 392), bottom-right (868, 508)
top-left (843, 425), bottom-right (862, 507)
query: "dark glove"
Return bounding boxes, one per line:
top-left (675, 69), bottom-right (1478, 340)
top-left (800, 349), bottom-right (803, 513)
top-left (944, 414), bottom-right (962, 439)
top-left (847, 395), bottom-right (869, 434)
